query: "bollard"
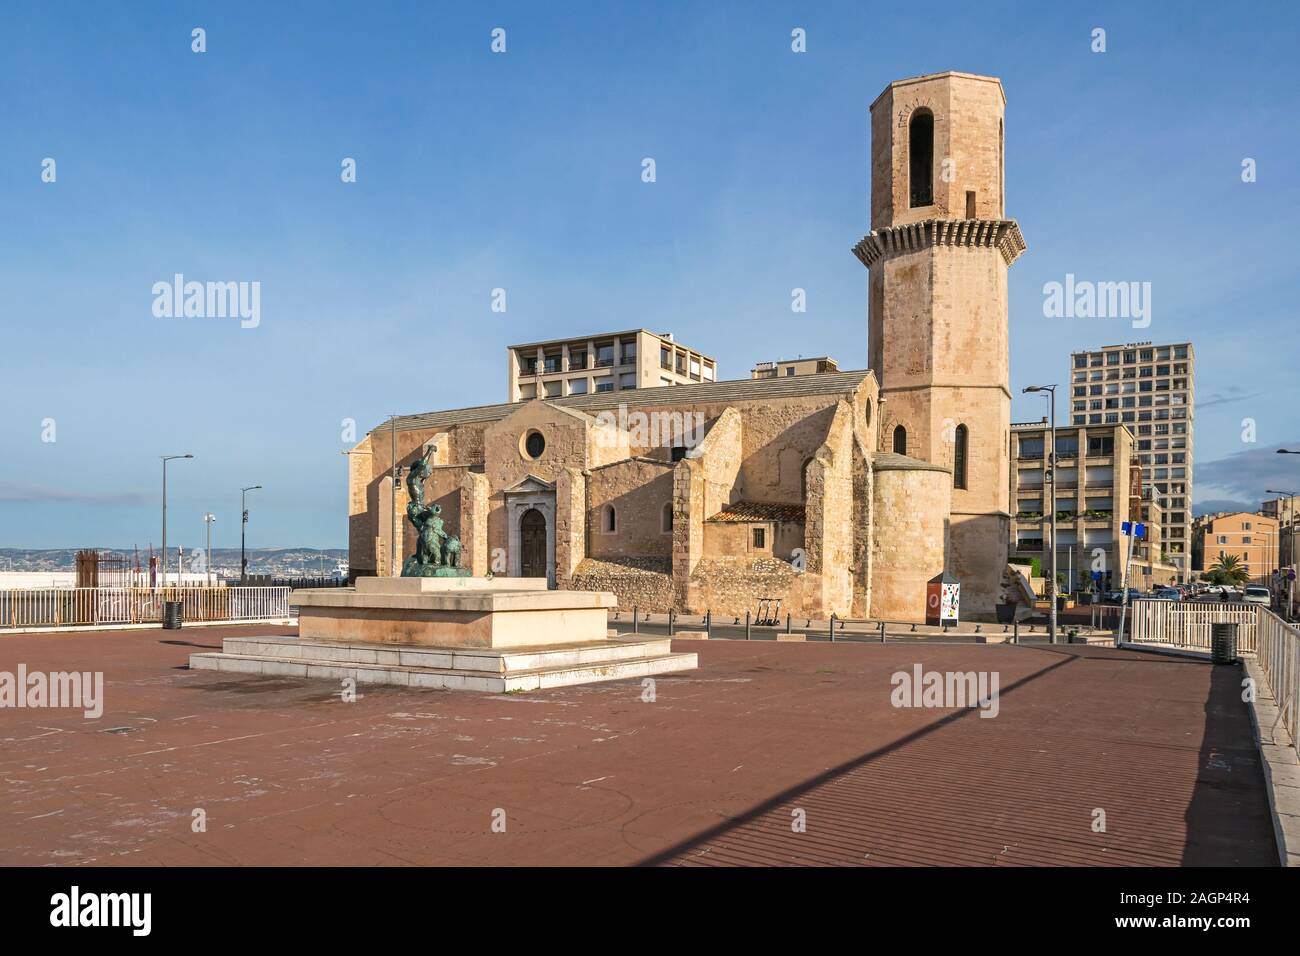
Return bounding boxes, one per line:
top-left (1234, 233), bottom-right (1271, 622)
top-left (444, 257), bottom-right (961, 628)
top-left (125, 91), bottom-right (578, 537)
top-left (633, 606), bottom-right (639, 635)
top-left (786, 613), bottom-right (792, 635)
top-left (669, 608), bottom-right (675, 636)
top-left (879, 620), bottom-right (887, 643)
top-left (706, 609), bottom-right (712, 639)
top-left (1013, 619), bottom-right (1019, 645)
top-left (745, 610), bottom-right (751, 641)
top-left (829, 613), bottom-right (836, 643)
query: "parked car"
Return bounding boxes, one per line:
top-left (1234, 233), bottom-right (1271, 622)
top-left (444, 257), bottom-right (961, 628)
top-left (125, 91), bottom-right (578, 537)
top-left (1242, 586), bottom-right (1271, 606)
top-left (1204, 584), bottom-right (1224, 597)
top-left (1153, 588), bottom-right (1182, 601)
top-left (1103, 588), bottom-right (1144, 605)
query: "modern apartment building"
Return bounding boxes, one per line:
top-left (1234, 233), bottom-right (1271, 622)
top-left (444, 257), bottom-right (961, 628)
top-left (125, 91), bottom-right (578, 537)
top-left (751, 356), bottom-right (840, 379)
top-left (1009, 420), bottom-right (1179, 593)
top-left (1069, 341), bottom-right (1194, 581)
top-left (507, 330), bottom-right (716, 402)
top-left (1192, 511), bottom-right (1281, 583)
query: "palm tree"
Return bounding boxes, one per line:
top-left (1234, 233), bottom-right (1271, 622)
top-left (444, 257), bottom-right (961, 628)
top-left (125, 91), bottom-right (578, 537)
top-left (1209, 552), bottom-right (1251, 587)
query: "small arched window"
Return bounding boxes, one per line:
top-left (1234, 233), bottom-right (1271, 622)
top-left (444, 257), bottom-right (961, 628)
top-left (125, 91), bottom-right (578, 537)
top-left (603, 504), bottom-right (617, 534)
top-left (661, 502), bottom-right (673, 534)
top-left (953, 424), bottom-right (969, 490)
top-left (909, 109), bottom-right (934, 208)
top-left (893, 425), bottom-right (907, 455)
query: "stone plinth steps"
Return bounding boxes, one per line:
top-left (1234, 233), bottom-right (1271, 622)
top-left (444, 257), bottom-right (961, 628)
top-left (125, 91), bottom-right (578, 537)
top-left (189, 576), bottom-right (697, 692)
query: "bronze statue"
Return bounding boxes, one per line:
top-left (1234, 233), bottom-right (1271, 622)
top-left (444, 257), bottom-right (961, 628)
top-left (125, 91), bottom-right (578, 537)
top-left (400, 446), bottom-right (469, 577)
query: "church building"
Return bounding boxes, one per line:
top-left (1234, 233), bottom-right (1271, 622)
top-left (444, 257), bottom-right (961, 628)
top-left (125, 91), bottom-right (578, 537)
top-left (346, 71), bottom-right (1026, 622)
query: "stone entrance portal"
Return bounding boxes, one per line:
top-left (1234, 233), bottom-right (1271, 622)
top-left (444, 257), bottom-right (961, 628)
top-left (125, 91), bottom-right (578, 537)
top-left (505, 476), bottom-right (556, 586)
top-left (520, 508), bottom-right (547, 579)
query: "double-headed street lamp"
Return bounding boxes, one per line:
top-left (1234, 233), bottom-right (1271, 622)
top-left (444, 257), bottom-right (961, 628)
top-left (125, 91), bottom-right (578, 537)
top-left (241, 485), bottom-right (262, 584)
top-left (203, 512), bottom-right (217, 587)
top-left (1024, 384), bottom-right (1059, 644)
top-left (161, 454), bottom-right (193, 586)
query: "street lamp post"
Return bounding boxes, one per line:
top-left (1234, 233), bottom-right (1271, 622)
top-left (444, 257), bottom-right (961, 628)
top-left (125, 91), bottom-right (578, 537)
top-left (1267, 487), bottom-right (1297, 621)
top-left (160, 454), bottom-right (193, 587)
top-left (203, 513), bottom-right (216, 587)
top-left (1024, 385), bottom-right (1059, 644)
top-left (241, 485), bottom-right (262, 584)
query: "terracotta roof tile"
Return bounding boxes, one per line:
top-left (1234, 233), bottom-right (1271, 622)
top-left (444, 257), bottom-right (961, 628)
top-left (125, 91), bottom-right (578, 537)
top-left (707, 501), bottom-right (806, 523)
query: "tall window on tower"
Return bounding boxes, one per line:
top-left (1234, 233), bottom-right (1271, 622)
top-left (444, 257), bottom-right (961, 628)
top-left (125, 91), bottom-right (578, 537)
top-left (908, 109), bottom-right (934, 208)
top-left (893, 425), bottom-right (907, 455)
top-left (953, 424), bottom-right (969, 490)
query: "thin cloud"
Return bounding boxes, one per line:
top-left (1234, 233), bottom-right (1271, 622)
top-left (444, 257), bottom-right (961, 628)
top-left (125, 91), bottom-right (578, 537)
top-left (1193, 442), bottom-right (1300, 512)
top-left (0, 482), bottom-right (150, 506)
top-left (1195, 391), bottom-right (1268, 410)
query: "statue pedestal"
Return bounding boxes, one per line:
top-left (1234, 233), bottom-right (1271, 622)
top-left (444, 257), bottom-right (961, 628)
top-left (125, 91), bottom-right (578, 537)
top-left (190, 576), bottom-right (697, 692)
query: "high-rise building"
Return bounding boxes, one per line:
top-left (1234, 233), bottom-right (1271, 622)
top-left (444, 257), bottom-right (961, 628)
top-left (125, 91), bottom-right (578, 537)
top-left (507, 330), bottom-right (716, 402)
top-left (1068, 341), bottom-right (1195, 581)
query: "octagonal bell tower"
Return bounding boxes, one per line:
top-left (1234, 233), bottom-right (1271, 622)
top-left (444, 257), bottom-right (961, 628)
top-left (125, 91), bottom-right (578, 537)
top-left (852, 71), bottom-right (1027, 618)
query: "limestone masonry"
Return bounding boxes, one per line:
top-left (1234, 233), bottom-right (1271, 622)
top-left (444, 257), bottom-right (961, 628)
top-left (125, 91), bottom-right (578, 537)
top-left (349, 71), bottom-right (1025, 622)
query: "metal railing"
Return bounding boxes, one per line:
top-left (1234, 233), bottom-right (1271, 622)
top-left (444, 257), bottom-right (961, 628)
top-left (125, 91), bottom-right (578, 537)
top-left (0, 587), bottom-right (291, 629)
top-left (1256, 608), bottom-right (1299, 748)
top-left (1126, 599), bottom-right (1259, 653)
top-left (1090, 604), bottom-right (1125, 629)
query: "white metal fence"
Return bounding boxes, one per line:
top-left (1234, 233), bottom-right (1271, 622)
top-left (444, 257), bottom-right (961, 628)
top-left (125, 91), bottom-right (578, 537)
top-left (1257, 609), bottom-right (1300, 748)
top-left (1127, 599), bottom-right (1259, 653)
top-left (0, 587), bottom-right (291, 629)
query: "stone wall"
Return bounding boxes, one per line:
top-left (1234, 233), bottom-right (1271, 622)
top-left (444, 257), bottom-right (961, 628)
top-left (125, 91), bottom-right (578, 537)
top-left (554, 467), bottom-right (587, 587)
top-left (459, 471), bottom-right (490, 576)
top-left (869, 458), bottom-right (951, 622)
top-left (685, 557), bottom-right (818, 620)
top-left (586, 458), bottom-right (674, 561)
top-left (570, 556), bottom-right (674, 613)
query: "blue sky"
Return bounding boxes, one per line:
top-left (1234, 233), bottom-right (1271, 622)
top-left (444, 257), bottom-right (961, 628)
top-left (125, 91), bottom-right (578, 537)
top-left (2, 1), bottom-right (1298, 551)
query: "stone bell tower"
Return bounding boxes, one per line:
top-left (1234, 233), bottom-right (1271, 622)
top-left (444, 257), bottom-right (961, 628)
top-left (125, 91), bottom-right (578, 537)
top-left (852, 72), bottom-right (1027, 618)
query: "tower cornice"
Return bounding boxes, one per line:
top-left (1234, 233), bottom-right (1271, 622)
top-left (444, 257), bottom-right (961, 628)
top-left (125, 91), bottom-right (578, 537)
top-left (852, 218), bottom-right (1027, 270)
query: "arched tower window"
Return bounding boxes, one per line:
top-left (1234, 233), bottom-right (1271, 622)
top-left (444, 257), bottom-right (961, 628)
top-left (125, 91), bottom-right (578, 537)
top-left (602, 504), bottom-right (617, 534)
top-left (909, 109), bottom-right (934, 208)
top-left (892, 425), bottom-right (907, 455)
top-left (953, 424), bottom-right (969, 490)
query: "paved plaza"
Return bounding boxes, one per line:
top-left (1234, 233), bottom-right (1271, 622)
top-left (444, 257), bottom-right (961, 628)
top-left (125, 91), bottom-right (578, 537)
top-left (0, 625), bottom-right (1276, 866)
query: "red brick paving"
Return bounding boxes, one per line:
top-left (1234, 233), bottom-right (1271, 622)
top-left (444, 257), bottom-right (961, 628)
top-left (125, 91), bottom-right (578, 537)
top-left (0, 625), bottom-right (1276, 866)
